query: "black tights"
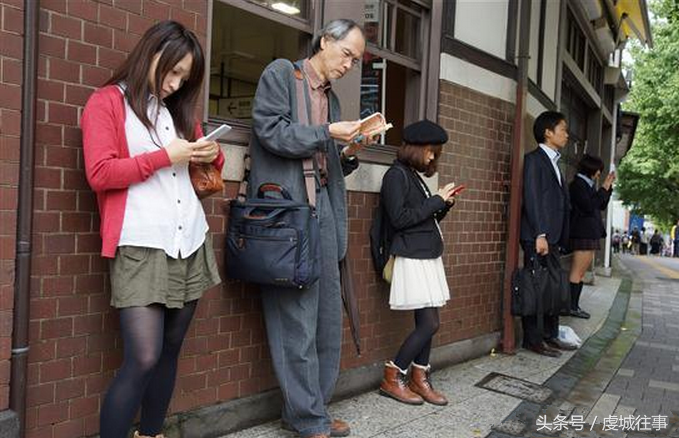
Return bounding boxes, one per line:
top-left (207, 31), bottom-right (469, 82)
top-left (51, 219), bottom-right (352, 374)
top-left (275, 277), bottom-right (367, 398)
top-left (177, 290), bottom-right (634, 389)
top-left (99, 301), bottom-right (198, 438)
top-left (394, 307), bottom-right (440, 370)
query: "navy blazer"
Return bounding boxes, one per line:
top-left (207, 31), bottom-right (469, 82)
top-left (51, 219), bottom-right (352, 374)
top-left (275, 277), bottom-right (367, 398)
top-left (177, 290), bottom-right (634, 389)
top-left (520, 147), bottom-right (570, 247)
top-left (569, 176), bottom-right (612, 239)
top-left (381, 160), bottom-right (453, 259)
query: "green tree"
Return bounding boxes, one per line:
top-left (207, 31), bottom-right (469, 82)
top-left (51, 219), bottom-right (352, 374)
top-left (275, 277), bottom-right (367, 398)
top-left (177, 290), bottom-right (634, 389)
top-left (617, 0), bottom-right (679, 224)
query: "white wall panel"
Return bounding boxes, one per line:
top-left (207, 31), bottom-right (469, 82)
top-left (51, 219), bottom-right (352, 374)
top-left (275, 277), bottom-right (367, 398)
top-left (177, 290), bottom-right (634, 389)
top-left (454, 0), bottom-right (509, 60)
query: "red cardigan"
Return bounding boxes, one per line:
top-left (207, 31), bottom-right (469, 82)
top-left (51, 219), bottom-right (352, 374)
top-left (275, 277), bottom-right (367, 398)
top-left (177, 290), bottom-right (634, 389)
top-left (81, 85), bottom-right (225, 258)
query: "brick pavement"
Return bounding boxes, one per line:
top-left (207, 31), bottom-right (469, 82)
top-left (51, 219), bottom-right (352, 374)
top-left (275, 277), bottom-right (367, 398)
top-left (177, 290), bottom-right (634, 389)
top-left (601, 255), bottom-right (679, 421)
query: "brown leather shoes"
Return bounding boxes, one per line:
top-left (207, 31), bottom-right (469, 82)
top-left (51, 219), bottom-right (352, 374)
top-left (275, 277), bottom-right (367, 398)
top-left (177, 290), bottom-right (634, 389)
top-left (545, 337), bottom-right (578, 350)
top-left (408, 363), bottom-right (448, 406)
top-left (281, 418), bottom-right (350, 437)
top-left (330, 419), bottom-right (350, 437)
top-left (379, 361), bottom-right (424, 405)
top-left (307, 435), bottom-right (330, 438)
top-left (527, 342), bottom-right (562, 357)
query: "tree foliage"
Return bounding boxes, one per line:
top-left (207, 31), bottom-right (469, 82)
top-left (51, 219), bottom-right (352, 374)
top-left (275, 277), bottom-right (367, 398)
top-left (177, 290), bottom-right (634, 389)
top-left (617, 0), bottom-right (679, 224)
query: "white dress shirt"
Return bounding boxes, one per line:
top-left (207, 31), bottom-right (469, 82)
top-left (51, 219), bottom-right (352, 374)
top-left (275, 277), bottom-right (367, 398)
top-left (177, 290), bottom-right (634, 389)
top-left (539, 143), bottom-right (562, 186)
top-left (117, 88), bottom-right (208, 259)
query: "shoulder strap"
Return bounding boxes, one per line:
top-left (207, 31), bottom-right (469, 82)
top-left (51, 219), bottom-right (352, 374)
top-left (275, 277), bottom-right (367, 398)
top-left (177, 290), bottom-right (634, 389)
top-left (292, 63), bottom-right (317, 209)
top-left (236, 61), bottom-right (317, 207)
top-left (395, 164), bottom-right (411, 195)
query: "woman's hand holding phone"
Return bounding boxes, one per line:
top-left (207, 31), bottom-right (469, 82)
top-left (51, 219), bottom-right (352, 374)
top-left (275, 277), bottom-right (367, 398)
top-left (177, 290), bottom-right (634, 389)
top-left (437, 182), bottom-right (457, 201)
top-left (189, 140), bottom-right (220, 163)
top-left (603, 171), bottom-right (616, 190)
top-left (166, 139), bottom-right (194, 164)
top-left (165, 138), bottom-right (219, 165)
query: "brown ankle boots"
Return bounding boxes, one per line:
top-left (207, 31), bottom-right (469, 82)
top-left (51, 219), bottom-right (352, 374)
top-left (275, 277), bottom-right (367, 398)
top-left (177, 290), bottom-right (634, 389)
top-left (408, 363), bottom-right (448, 406)
top-left (379, 361), bottom-right (424, 405)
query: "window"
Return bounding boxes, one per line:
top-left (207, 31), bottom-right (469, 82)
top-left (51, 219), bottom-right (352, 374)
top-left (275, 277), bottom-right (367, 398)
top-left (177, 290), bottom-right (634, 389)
top-left (586, 47), bottom-right (602, 92)
top-left (208, 1), bottom-right (312, 123)
top-left (566, 9), bottom-right (586, 71)
top-left (361, 0), bottom-right (430, 148)
top-left (560, 78), bottom-right (590, 175)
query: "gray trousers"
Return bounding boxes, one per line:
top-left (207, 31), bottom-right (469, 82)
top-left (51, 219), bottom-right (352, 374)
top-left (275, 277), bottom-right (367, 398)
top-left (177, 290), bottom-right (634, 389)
top-left (260, 187), bottom-right (342, 438)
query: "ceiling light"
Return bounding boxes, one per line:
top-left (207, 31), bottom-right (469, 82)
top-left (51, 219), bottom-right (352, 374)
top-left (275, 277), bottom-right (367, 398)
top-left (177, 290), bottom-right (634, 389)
top-left (271, 2), bottom-right (300, 15)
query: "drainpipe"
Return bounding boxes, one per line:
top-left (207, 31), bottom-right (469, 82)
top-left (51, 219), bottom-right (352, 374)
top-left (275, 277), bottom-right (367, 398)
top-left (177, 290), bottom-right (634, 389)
top-left (501, 0), bottom-right (532, 354)
top-left (10, 0), bottom-right (40, 435)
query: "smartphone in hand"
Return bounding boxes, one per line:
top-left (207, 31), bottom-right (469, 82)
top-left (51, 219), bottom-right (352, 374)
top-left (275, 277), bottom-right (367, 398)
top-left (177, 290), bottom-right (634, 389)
top-left (199, 124), bottom-right (231, 142)
top-left (451, 184), bottom-right (466, 196)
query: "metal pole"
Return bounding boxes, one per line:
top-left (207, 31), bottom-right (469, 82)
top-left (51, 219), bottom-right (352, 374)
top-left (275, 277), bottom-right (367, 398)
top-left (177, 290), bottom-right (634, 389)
top-left (603, 104), bottom-right (618, 273)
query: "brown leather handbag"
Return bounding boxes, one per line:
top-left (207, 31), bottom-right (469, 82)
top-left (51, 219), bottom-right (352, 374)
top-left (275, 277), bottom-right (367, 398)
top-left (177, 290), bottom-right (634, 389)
top-left (189, 162), bottom-right (224, 199)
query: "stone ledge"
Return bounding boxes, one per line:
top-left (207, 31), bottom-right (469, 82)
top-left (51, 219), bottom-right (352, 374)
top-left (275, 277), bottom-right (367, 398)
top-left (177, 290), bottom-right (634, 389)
top-left (0, 410), bottom-right (19, 438)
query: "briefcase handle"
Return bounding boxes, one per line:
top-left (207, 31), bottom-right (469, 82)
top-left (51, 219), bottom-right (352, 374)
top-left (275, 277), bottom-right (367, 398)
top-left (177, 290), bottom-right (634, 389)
top-left (243, 207), bottom-right (288, 221)
top-left (258, 183), bottom-right (293, 200)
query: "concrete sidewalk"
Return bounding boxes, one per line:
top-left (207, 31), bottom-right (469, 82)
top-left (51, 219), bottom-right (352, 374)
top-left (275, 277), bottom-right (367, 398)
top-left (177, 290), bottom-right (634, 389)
top-left (220, 275), bottom-right (623, 438)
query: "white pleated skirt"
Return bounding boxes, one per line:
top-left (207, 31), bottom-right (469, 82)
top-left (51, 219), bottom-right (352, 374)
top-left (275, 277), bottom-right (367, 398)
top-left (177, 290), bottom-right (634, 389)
top-left (389, 256), bottom-right (450, 310)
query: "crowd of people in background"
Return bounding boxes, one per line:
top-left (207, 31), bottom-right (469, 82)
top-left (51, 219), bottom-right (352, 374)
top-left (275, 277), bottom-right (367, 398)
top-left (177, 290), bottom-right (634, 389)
top-left (611, 220), bottom-right (679, 257)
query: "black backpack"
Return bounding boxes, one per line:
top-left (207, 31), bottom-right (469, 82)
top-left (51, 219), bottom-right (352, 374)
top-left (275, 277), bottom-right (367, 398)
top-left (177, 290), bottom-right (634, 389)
top-left (370, 166), bottom-right (408, 276)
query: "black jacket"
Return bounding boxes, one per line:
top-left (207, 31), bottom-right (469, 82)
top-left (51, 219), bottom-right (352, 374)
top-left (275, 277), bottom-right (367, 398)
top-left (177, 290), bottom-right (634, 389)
top-left (381, 160), bottom-right (453, 259)
top-left (520, 147), bottom-right (570, 247)
top-left (569, 176), bottom-right (612, 239)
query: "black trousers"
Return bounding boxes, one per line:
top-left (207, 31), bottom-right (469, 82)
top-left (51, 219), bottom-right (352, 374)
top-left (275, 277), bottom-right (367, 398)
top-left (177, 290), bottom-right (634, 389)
top-left (520, 241), bottom-right (559, 348)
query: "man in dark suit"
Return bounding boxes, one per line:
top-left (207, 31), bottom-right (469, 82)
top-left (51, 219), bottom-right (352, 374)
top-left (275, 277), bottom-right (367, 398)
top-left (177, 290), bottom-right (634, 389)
top-left (520, 111), bottom-right (578, 357)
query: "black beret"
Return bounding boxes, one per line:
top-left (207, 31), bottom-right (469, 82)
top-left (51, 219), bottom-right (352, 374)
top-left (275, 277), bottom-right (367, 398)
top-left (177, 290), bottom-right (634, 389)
top-left (402, 120), bottom-right (448, 145)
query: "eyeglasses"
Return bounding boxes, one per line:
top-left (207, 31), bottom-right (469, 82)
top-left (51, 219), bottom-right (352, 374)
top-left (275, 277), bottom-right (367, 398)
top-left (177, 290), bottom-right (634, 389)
top-left (337, 45), bottom-right (361, 67)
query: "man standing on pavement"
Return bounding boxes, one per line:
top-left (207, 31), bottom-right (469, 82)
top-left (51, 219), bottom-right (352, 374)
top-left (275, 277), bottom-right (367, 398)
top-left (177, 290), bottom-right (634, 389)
top-left (520, 111), bottom-right (578, 357)
top-left (249, 19), bottom-right (369, 438)
top-left (672, 220), bottom-right (679, 257)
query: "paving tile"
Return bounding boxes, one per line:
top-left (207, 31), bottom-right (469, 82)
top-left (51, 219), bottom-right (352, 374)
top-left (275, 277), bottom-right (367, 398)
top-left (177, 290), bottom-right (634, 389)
top-left (586, 394), bottom-right (621, 424)
top-left (616, 369), bottom-right (635, 378)
top-left (649, 379), bottom-right (679, 392)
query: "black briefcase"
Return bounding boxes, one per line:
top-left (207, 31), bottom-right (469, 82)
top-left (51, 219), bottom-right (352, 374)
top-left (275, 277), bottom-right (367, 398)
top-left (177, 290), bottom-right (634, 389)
top-left (511, 253), bottom-right (569, 317)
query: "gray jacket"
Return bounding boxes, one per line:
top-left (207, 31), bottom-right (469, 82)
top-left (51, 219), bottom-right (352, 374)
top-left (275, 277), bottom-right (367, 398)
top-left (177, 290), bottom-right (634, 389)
top-left (248, 59), bottom-right (358, 260)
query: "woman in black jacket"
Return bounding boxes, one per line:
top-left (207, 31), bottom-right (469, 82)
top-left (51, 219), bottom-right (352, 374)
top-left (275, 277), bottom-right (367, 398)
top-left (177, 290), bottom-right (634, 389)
top-left (568, 154), bottom-right (615, 319)
top-left (378, 120), bottom-right (458, 407)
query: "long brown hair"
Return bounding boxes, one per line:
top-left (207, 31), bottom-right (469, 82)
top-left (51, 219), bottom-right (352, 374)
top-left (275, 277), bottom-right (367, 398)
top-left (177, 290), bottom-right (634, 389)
top-left (397, 144), bottom-right (442, 177)
top-left (105, 20), bottom-right (205, 141)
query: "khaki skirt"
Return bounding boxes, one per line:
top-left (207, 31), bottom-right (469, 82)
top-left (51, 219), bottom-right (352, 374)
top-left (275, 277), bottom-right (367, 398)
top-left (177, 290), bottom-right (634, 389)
top-left (109, 234), bottom-right (222, 309)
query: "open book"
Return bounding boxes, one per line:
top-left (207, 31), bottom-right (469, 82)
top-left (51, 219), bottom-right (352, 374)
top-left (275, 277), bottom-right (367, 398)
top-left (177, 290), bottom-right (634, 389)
top-left (354, 112), bottom-right (393, 142)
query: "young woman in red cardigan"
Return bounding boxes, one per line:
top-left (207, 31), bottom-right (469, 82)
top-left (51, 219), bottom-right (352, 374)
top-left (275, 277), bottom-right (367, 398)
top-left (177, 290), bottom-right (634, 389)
top-left (81, 21), bottom-right (224, 438)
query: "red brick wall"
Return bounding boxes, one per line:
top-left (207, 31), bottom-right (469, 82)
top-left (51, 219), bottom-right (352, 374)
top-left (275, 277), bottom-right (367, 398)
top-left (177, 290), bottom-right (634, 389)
top-left (0, 0), bottom-right (24, 413)
top-left (340, 81), bottom-right (514, 369)
top-left (5, 1), bottom-right (517, 437)
top-left (437, 81), bottom-right (514, 340)
top-left (23, 2), bottom-right (219, 437)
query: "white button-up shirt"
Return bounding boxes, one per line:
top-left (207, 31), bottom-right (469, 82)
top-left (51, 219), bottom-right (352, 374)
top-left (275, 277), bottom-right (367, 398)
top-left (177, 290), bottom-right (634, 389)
top-left (117, 88), bottom-right (208, 259)
top-left (539, 143), bottom-right (562, 186)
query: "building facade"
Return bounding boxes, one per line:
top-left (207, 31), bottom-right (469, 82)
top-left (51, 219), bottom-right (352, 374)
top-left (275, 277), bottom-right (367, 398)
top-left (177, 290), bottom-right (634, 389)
top-left (0, 0), bottom-right (650, 437)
